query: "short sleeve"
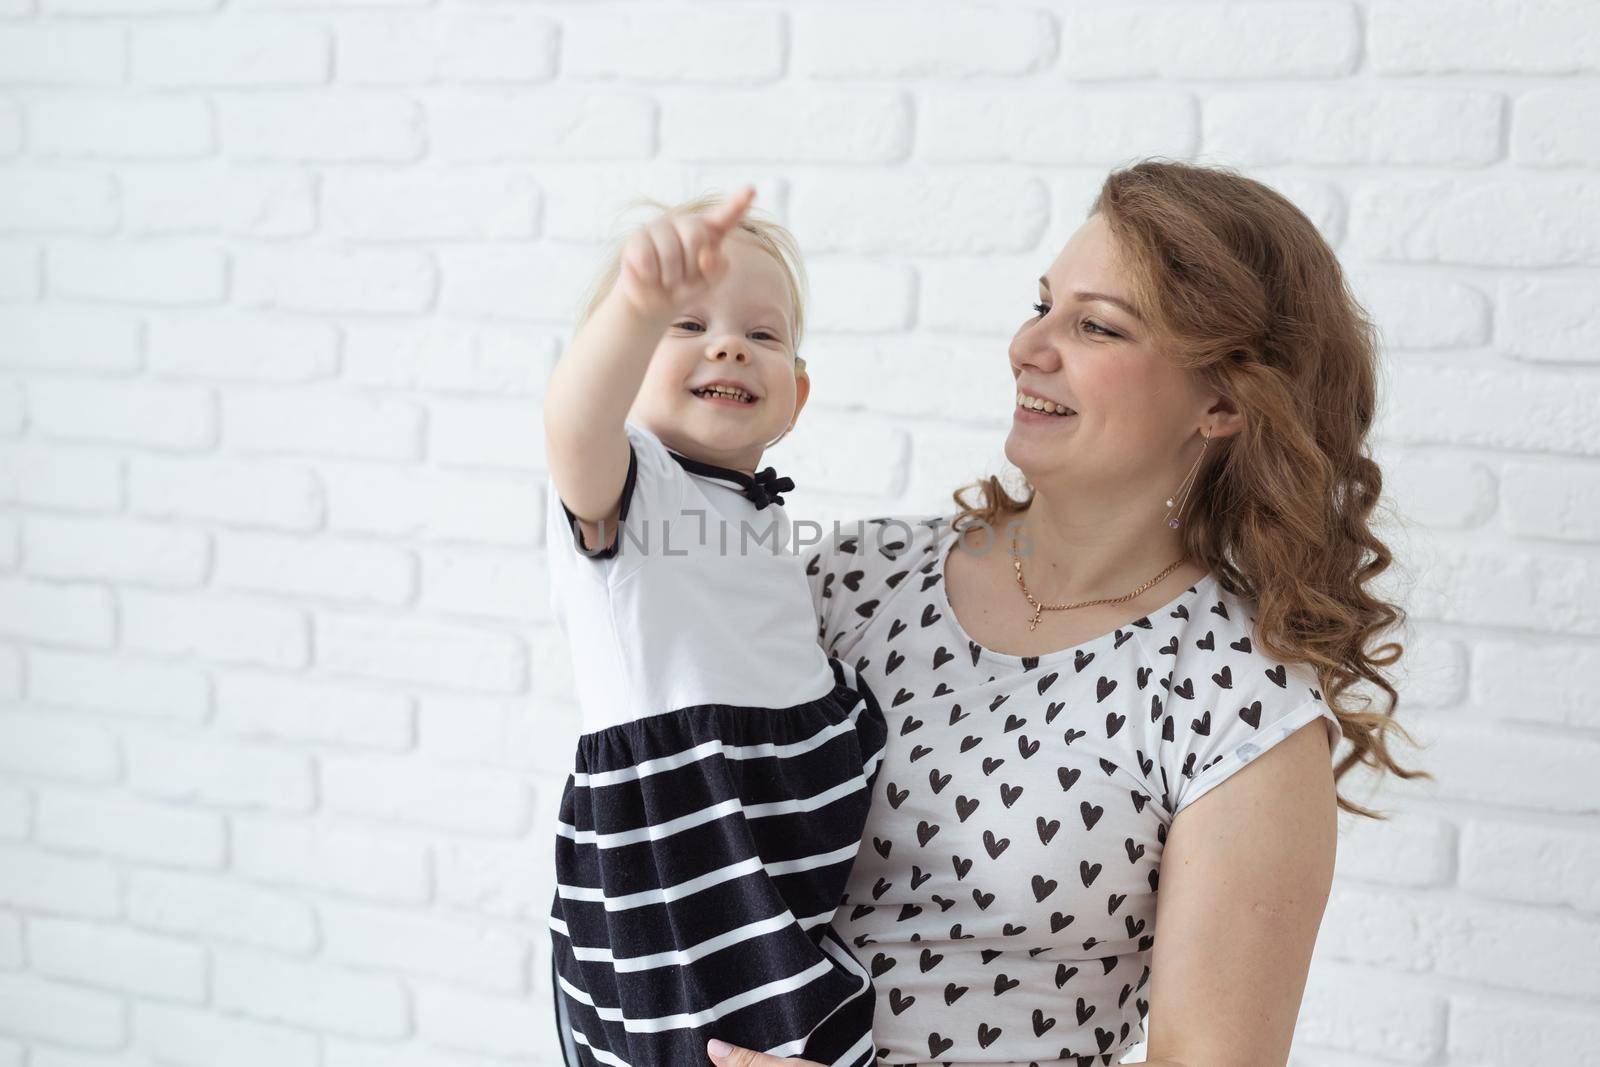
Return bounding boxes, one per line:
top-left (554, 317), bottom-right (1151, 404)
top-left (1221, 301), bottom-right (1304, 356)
top-left (548, 420), bottom-right (684, 564)
top-left (800, 521), bottom-right (868, 658)
top-left (1162, 660), bottom-right (1341, 821)
top-left (800, 513), bottom-right (944, 662)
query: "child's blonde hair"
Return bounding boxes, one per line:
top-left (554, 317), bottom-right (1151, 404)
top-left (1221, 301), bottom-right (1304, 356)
top-left (574, 190), bottom-right (809, 375)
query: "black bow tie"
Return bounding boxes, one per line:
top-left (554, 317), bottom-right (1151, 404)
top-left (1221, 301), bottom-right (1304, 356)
top-left (666, 451), bottom-right (796, 510)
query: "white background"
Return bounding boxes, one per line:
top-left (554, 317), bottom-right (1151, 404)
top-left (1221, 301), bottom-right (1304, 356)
top-left (1, 1), bottom-right (1598, 1065)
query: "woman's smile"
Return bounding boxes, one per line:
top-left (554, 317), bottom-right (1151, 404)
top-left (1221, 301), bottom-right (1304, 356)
top-left (1013, 396), bottom-right (1079, 425)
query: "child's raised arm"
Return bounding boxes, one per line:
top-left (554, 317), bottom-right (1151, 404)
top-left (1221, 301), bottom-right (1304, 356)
top-left (543, 186), bottom-right (756, 553)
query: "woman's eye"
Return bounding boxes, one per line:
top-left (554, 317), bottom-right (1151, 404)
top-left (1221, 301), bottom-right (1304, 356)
top-left (1082, 319), bottom-right (1118, 338)
top-left (1031, 301), bottom-right (1049, 318)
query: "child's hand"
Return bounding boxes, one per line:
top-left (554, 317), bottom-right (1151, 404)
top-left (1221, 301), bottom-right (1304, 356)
top-left (615, 185), bottom-right (757, 320)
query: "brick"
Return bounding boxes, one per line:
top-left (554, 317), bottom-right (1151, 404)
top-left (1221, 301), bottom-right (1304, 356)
top-left (663, 89), bottom-right (910, 162)
top-left (427, 396), bottom-right (543, 471)
top-left (1330, 811), bottom-right (1454, 889)
top-left (136, 1003), bottom-right (317, 1067)
top-left (223, 386), bottom-right (424, 460)
top-left (1351, 179), bottom-right (1600, 266)
top-left (221, 93), bottom-right (420, 161)
top-left (48, 241), bottom-right (226, 306)
top-left (565, 8), bottom-right (780, 82)
top-left (125, 729), bottom-right (315, 811)
top-left (148, 311), bottom-right (338, 382)
top-left (132, 21), bottom-right (328, 86)
top-left (414, 982), bottom-right (544, 1057)
top-left (234, 244), bottom-right (436, 313)
top-left (320, 900), bottom-right (525, 991)
top-left (0, 709), bottom-right (117, 784)
top-left (0, 454), bottom-right (102, 518)
top-left (805, 260), bottom-right (915, 333)
top-left (1499, 277), bottom-right (1600, 363)
top-left (0, 577), bottom-right (114, 647)
top-left (215, 672), bottom-right (412, 749)
top-left (232, 815), bottom-right (428, 903)
top-left (0, 170), bottom-right (115, 233)
top-left (428, 89), bottom-right (653, 163)
top-left (215, 530), bottom-right (415, 606)
top-left (793, 7), bottom-right (1053, 79)
top-left (436, 244), bottom-right (593, 321)
top-left (0, 973), bottom-right (123, 1048)
top-left (28, 378), bottom-right (216, 451)
top-left (919, 90), bottom-right (1196, 163)
top-left (121, 588), bottom-right (309, 668)
top-left (321, 752), bottom-right (531, 835)
top-left (28, 916), bottom-right (206, 1000)
top-left (435, 836), bottom-right (547, 920)
top-left (1459, 817), bottom-right (1600, 913)
top-left (1384, 364), bottom-right (1600, 457)
top-left (321, 170), bottom-right (539, 240)
top-left (1370, 0), bottom-right (1600, 74)
top-left (341, 319), bottom-right (557, 395)
top-left (1472, 635), bottom-right (1600, 729)
top-left (0, 26), bottom-right (123, 85)
top-left (128, 869), bottom-right (316, 952)
top-left (337, 10), bottom-right (556, 84)
top-left (18, 629), bottom-right (175, 709)
top-left (23, 514), bottom-right (210, 587)
top-left (1513, 88), bottom-right (1600, 166)
top-left (213, 947), bottom-right (408, 1038)
top-left (30, 95), bottom-right (213, 158)
top-left (1059, 2), bottom-right (1358, 79)
top-left (322, 462), bottom-right (541, 547)
top-left (0, 842), bottom-right (119, 918)
top-left (1347, 271), bottom-right (1491, 350)
top-left (316, 610), bottom-right (525, 693)
top-left (0, 307), bottom-right (140, 372)
top-left (791, 173), bottom-right (1048, 254)
top-left (129, 454), bottom-right (321, 531)
top-left (36, 786), bottom-right (223, 867)
top-left (1205, 90), bottom-right (1503, 166)
top-left (125, 167), bottom-right (315, 237)
top-left (417, 545), bottom-right (546, 623)
top-left (1447, 994), bottom-right (1600, 1062)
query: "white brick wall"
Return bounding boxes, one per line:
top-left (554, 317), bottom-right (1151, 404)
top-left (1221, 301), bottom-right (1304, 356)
top-left (0, 1), bottom-right (1596, 1064)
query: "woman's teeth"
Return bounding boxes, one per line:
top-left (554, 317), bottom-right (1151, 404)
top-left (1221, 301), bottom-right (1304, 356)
top-left (1017, 392), bottom-right (1076, 416)
top-left (694, 385), bottom-right (756, 404)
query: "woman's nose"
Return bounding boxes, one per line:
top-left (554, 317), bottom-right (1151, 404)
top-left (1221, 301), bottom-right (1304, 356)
top-left (1010, 334), bottom-right (1060, 372)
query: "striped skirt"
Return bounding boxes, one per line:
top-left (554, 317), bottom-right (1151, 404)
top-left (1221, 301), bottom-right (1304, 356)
top-left (549, 656), bottom-right (888, 1067)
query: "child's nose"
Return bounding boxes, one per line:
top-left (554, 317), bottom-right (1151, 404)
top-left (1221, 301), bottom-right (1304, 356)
top-left (706, 338), bottom-right (751, 363)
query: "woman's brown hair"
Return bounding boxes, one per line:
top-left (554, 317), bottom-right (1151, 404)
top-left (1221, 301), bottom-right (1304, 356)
top-left (951, 158), bottom-right (1432, 821)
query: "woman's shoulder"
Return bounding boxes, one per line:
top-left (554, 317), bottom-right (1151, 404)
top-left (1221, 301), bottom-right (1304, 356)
top-left (1154, 572), bottom-right (1325, 716)
top-left (801, 511), bottom-right (951, 585)
top-left (801, 511), bottom-right (951, 656)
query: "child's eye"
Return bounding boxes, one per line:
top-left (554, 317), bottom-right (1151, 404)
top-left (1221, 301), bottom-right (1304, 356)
top-left (674, 321), bottom-right (780, 343)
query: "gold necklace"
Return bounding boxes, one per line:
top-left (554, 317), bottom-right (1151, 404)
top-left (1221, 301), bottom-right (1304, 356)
top-left (1009, 524), bottom-right (1187, 632)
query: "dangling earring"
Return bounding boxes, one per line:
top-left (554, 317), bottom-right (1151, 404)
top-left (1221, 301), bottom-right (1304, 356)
top-left (1162, 425), bottom-right (1211, 529)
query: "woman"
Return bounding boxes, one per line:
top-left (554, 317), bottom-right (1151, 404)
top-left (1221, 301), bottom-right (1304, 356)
top-left (705, 160), bottom-right (1431, 1067)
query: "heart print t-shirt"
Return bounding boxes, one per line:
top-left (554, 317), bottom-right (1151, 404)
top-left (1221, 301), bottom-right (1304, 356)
top-left (800, 513), bottom-right (1342, 1066)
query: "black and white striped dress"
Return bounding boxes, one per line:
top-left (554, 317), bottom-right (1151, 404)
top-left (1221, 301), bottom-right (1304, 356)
top-left (544, 420), bottom-right (888, 1067)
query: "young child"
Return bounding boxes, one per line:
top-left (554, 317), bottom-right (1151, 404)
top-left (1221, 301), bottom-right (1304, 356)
top-left (542, 186), bottom-right (887, 1067)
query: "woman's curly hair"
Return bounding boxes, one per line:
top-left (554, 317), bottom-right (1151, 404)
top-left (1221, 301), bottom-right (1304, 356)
top-left (951, 158), bottom-right (1432, 821)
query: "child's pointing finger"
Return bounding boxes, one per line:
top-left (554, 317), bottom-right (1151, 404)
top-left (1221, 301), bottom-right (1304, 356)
top-left (702, 185), bottom-right (757, 241)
